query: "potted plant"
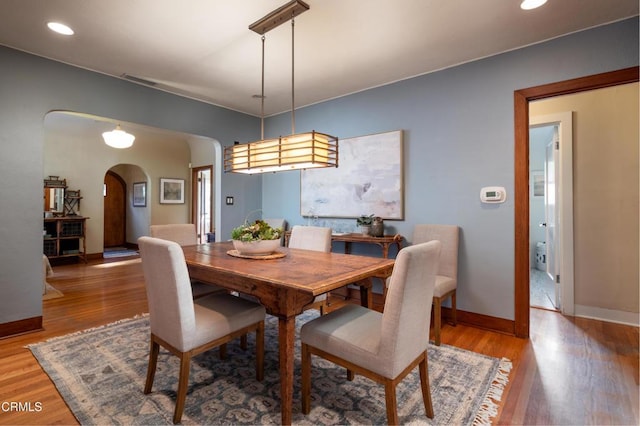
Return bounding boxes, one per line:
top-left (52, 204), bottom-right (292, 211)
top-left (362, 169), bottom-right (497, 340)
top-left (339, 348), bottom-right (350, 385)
top-left (356, 214), bottom-right (374, 236)
top-left (231, 219), bottom-right (283, 255)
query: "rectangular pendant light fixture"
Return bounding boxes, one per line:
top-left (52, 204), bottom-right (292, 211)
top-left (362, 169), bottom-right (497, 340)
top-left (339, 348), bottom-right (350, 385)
top-left (224, 131), bottom-right (338, 174)
top-left (225, 0), bottom-right (339, 174)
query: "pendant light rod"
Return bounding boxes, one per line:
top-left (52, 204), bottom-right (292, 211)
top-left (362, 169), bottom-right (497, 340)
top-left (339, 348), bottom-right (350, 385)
top-left (261, 35), bottom-right (265, 140)
top-left (249, 0), bottom-right (309, 35)
top-left (291, 18), bottom-right (295, 135)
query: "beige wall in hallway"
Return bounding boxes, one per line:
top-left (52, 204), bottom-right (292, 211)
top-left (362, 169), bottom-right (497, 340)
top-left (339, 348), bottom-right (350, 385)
top-left (530, 82), bottom-right (639, 315)
top-left (44, 113), bottom-right (192, 254)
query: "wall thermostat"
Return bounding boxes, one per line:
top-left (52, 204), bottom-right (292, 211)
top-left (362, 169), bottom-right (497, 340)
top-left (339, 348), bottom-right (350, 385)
top-left (480, 186), bottom-right (506, 203)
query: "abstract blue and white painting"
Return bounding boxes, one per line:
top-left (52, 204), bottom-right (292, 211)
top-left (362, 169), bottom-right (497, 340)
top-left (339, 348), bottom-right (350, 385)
top-left (301, 130), bottom-right (403, 219)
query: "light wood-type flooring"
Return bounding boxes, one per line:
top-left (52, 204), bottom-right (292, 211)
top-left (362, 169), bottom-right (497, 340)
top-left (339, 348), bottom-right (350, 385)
top-left (0, 257), bottom-right (637, 425)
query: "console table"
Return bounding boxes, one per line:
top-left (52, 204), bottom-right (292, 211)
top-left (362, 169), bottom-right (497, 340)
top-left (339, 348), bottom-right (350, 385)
top-left (284, 231), bottom-right (403, 259)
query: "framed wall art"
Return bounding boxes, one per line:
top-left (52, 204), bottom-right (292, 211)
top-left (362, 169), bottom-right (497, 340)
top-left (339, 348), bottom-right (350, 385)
top-left (160, 178), bottom-right (185, 204)
top-left (133, 182), bottom-right (146, 207)
top-left (301, 130), bottom-right (404, 219)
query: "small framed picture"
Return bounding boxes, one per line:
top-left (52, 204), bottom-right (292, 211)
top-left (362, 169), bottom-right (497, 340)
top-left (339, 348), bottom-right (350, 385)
top-left (532, 171), bottom-right (544, 197)
top-left (133, 182), bottom-right (146, 207)
top-left (160, 178), bottom-right (185, 204)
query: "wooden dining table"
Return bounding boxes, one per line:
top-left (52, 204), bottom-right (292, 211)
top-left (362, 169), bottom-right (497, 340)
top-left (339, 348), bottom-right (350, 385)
top-left (182, 241), bottom-right (395, 425)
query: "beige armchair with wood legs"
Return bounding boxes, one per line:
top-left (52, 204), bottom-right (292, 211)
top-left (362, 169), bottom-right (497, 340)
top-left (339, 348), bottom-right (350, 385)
top-left (300, 241), bottom-right (441, 424)
top-left (138, 237), bottom-right (266, 424)
top-left (412, 224), bottom-right (460, 346)
top-left (288, 225), bottom-right (333, 314)
top-left (149, 224), bottom-right (225, 299)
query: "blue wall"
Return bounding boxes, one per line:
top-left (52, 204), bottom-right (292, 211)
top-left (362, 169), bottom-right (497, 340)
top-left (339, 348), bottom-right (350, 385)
top-left (261, 18), bottom-right (639, 320)
top-left (0, 46), bottom-right (261, 324)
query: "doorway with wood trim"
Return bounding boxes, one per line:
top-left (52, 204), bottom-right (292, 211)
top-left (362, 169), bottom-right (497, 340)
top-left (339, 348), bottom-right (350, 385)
top-left (514, 67), bottom-right (639, 338)
top-left (103, 164), bottom-right (149, 258)
top-left (103, 170), bottom-right (126, 249)
top-left (191, 165), bottom-right (214, 244)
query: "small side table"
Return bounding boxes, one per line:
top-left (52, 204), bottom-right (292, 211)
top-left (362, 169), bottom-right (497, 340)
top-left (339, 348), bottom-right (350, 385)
top-left (330, 233), bottom-right (403, 258)
top-left (284, 231), bottom-right (403, 259)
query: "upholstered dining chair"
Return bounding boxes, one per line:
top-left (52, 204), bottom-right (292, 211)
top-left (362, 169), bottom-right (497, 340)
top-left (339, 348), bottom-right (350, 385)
top-left (149, 224), bottom-right (199, 246)
top-left (288, 225), bottom-right (332, 314)
top-left (138, 236), bottom-right (266, 424)
top-left (412, 224), bottom-right (460, 346)
top-left (300, 241), bottom-right (441, 424)
top-left (149, 224), bottom-right (225, 299)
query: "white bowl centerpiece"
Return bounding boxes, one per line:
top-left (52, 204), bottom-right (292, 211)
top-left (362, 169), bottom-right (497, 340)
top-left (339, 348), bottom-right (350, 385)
top-left (231, 219), bottom-right (283, 256)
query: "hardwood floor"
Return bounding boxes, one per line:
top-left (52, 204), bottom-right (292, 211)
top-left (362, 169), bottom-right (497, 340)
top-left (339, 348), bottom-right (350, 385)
top-left (0, 257), bottom-right (637, 425)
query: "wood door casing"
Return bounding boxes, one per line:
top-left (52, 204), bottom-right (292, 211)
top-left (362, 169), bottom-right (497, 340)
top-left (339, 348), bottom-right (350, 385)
top-left (191, 165), bottom-right (213, 244)
top-left (104, 171), bottom-right (126, 248)
top-left (513, 67), bottom-right (639, 338)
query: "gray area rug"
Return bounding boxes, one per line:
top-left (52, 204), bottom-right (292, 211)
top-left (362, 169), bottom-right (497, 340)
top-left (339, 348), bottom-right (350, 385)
top-left (29, 311), bottom-right (511, 425)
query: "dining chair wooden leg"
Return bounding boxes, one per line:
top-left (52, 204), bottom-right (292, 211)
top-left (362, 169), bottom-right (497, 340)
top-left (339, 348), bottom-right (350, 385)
top-left (256, 321), bottom-right (265, 381)
top-left (240, 334), bottom-right (248, 350)
top-left (144, 338), bottom-right (160, 394)
top-left (301, 343), bottom-right (311, 414)
top-left (347, 369), bottom-right (355, 381)
top-left (173, 352), bottom-right (192, 424)
top-left (219, 343), bottom-right (228, 359)
top-left (433, 298), bottom-right (442, 346)
top-left (419, 353), bottom-right (434, 418)
top-left (384, 380), bottom-right (399, 425)
top-left (451, 291), bottom-right (457, 326)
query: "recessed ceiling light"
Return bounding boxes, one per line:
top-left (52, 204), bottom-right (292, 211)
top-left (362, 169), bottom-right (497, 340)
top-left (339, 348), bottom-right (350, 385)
top-left (521, 0), bottom-right (548, 10)
top-left (47, 22), bottom-right (74, 35)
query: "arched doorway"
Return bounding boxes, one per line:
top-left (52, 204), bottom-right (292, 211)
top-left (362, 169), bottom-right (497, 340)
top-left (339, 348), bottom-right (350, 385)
top-left (103, 170), bottom-right (126, 248)
top-left (44, 111), bottom-right (223, 255)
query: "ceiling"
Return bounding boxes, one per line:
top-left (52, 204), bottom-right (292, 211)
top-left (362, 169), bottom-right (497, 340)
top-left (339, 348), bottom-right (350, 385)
top-left (1, 0), bottom-right (637, 117)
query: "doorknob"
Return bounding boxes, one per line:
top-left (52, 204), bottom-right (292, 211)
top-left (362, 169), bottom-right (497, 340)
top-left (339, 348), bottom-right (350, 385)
top-left (539, 222), bottom-right (547, 227)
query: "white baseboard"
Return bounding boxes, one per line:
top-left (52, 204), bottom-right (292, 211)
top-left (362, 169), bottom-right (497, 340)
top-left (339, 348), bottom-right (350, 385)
top-left (574, 304), bottom-right (640, 327)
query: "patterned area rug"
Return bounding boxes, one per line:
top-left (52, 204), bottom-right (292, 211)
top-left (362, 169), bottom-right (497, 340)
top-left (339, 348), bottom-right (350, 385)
top-left (28, 311), bottom-right (511, 425)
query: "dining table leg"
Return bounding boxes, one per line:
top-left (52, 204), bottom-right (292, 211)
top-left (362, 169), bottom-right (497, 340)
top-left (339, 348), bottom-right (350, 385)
top-left (278, 316), bottom-right (295, 425)
top-left (358, 278), bottom-right (373, 308)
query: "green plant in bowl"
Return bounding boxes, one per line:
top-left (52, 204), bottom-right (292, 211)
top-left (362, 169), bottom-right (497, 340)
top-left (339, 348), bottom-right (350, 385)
top-left (356, 214), bottom-right (375, 236)
top-left (231, 220), bottom-right (283, 255)
top-left (231, 220), bottom-right (282, 241)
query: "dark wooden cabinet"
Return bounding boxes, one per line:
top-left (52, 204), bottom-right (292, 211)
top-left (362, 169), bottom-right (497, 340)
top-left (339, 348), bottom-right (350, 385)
top-left (43, 217), bottom-right (88, 262)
